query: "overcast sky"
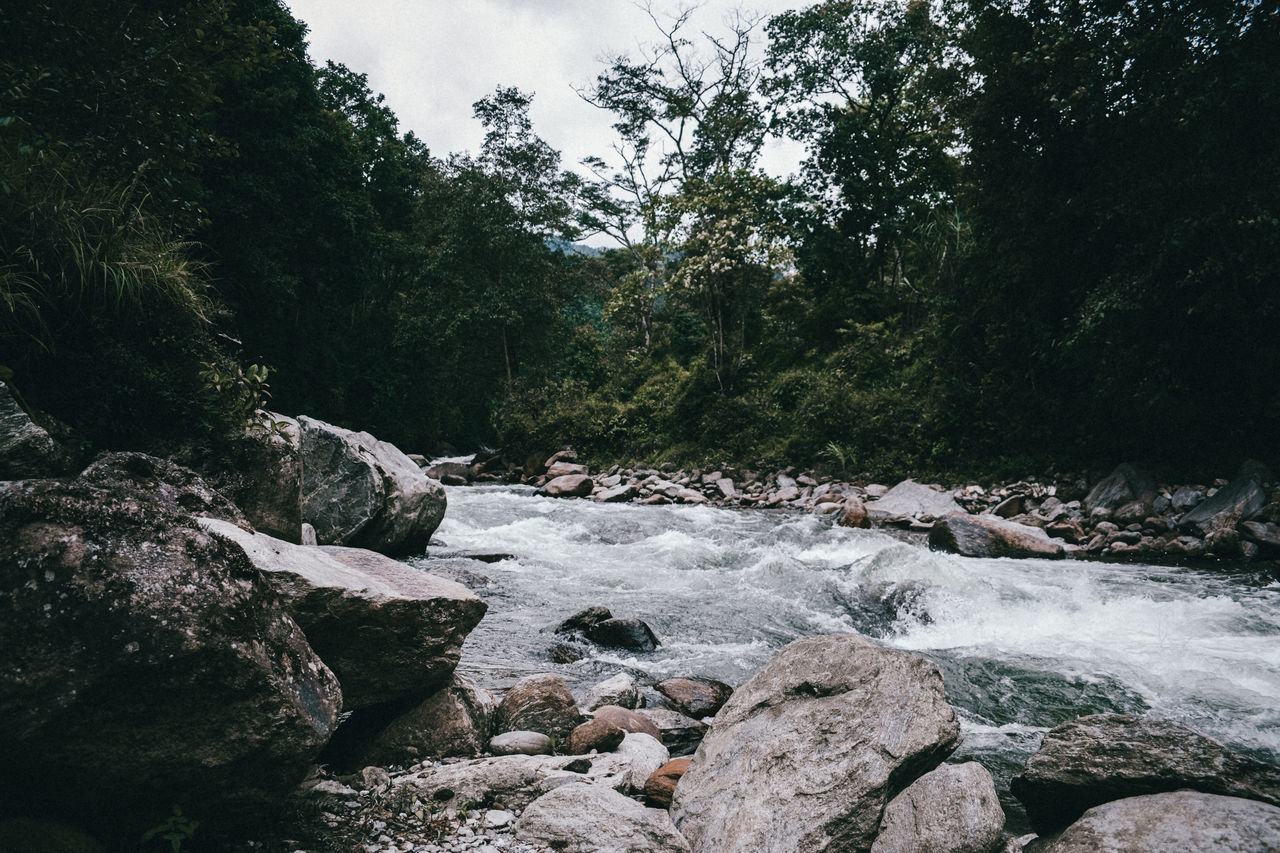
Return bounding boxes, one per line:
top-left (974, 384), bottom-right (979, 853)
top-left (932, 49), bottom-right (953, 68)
top-left (285, 1), bottom-right (807, 203)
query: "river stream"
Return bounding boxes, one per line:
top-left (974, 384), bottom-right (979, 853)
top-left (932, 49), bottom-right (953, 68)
top-left (410, 483), bottom-right (1280, 830)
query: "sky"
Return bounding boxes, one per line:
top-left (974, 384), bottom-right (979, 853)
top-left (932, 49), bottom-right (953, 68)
top-left (285, 0), bottom-right (808, 244)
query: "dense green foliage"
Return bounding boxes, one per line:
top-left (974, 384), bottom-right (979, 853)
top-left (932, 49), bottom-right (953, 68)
top-left (1, 0), bottom-right (1276, 476)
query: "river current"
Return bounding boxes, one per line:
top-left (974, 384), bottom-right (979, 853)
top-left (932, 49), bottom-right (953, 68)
top-left (410, 483), bottom-right (1280, 828)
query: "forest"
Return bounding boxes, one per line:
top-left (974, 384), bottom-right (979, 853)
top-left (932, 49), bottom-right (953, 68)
top-left (2, 0), bottom-right (1277, 480)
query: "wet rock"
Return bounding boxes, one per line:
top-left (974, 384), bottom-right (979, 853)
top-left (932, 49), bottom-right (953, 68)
top-left (1084, 464), bottom-right (1157, 515)
top-left (490, 731), bottom-right (553, 756)
top-left (644, 758), bottom-right (692, 809)
top-left (869, 480), bottom-right (963, 520)
top-left (584, 617), bottom-right (660, 652)
top-left (0, 468), bottom-right (341, 834)
top-left (495, 674), bottom-right (581, 740)
top-left (654, 678), bottom-right (733, 720)
top-left (201, 518), bottom-right (485, 710)
top-left (299, 415), bottom-right (446, 555)
top-left (424, 460), bottom-right (470, 483)
top-left (637, 708), bottom-right (709, 757)
top-left (566, 718), bottom-right (626, 755)
top-left (556, 605), bottom-right (612, 635)
top-left (515, 783), bottom-right (691, 853)
top-left (1242, 521), bottom-right (1280, 552)
top-left (544, 474), bottom-right (595, 497)
top-left (0, 381), bottom-right (65, 479)
top-left (929, 512), bottom-right (1065, 559)
top-left (1180, 467), bottom-right (1270, 535)
top-left (597, 483), bottom-right (640, 502)
top-left (1011, 713), bottom-right (1280, 835)
top-left (583, 672), bottom-right (642, 711)
top-left (671, 634), bottom-right (959, 853)
top-left (1028, 791), bottom-right (1280, 852)
top-left (359, 674), bottom-right (495, 764)
top-left (871, 762), bottom-right (1005, 853)
top-left (837, 495), bottom-right (870, 528)
top-left (1172, 485), bottom-right (1205, 512)
top-left (547, 461), bottom-right (589, 478)
top-left (593, 705), bottom-right (663, 740)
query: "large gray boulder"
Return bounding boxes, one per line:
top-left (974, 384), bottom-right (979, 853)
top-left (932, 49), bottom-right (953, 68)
top-left (0, 464), bottom-right (342, 834)
top-left (204, 413), bottom-right (304, 542)
top-left (871, 762), bottom-right (1005, 853)
top-left (358, 674), bottom-right (495, 764)
top-left (671, 633), bottom-right (960, 853)
top-left (1084, 463), bottom-right (1157, 515)
top-left (298, 415), bottom-right (446, 555)
top-left (1179, 463), bottom-right (1272, 535)
top-left (868, 480), bottom-right (963, 520)
top-left (200, 518), bottom-right (485, 710)
top-left (515, 784), bottom-right (691, 853)
top-left (1029, 791), bottom-right (1280, 852)
top-left (0, 381), bottom-right (64, 479)
top-left (929, 512), bottom-right (1065, 559)
top-left (1011, 713), bottom-right (1280, 835)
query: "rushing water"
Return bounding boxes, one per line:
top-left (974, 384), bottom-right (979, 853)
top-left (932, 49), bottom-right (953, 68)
top-left (410, 483), bottom-right (1280, 829)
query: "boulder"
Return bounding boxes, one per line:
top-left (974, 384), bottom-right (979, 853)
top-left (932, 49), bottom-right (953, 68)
top-left (1242, 520), bottom-right (1280, 551)
top-left (715, 478), bottom-right (735, 500)
top-left (837, 495), bottom-right (870, 528)
top-left (593, 705), bottom-right (663, 740)
top-left (0, 467), bottom-right (341, 834)
top-left (0, 382), bottom-right (65, 479)
top-left (654, 677), bottom-right (733, 720)
top-left (928, 512), bottom-right (1066, 559)
top-left (869, 480), bottom-right (963, 520)
top-left (496, 674), bottom-right (582, 740)
top-left (1171, 485), bottom-right (1205, 512)
top-left (585, 617), bottom-right (660, 652)
top-left (200, 518), bottom-right (485, 710)
top-left (566, 718), bottom-right (627, 755)
top-left (202, 413), bottom-right (303, 542)
top-left (871, 762), bottom-right (1005, 853)
top-left (515, 784), bottom-right (691, 853)
top-left (359, 674), bottom-right (495, 764)
top-left (490, 731), bottom-right (553, 756)
top-left (616, 732), bottom-right (671, 792)
top-left (78, 452), bottom-right (247, 525)
top-left (546, 461), bottom-right (589, 478)
top-left (637, 707), bottom-right (709, 757)
top-left (645, 758), bottom-right (693, 809)
top-left (1028, 791), bottom-right (1280, 852)
top-left (545, 474), bottom-right (595, 497)
top-left (1011, 713), bottom-right (1280, 835)
top-left (298, 415), bottom-right (446, 555)
top-left (597, 483), bottom-right (640, 502)
top-left (1084, 464), bottom-right (1157, 515)
top-left (424, 460), bottom-right (470, 484)
top-left (1180, 467), bottom-right (1271, 535)
top-left (671, 633), bottom-right (960, 853)
top-left (583, 672), bottom-right (642, 711)
top-left (556, 605), bottom-right (613, 635)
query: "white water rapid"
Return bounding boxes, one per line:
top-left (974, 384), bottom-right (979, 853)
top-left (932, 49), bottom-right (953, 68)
top-left (411, 483), bottom-right (1280, 829)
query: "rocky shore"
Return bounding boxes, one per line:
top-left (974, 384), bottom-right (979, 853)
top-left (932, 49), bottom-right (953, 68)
top-left (429, 448), bottom-right (1280, 572)
top-left (3, 387), bottom-right (1280, 852)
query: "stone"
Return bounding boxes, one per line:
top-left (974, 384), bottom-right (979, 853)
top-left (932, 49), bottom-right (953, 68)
top-left (654, 678), bottom-right (733, 720)
top-left (77, 452), bottom-right (248, 525)
top-left (671, 633), bottom-right (960, 853)
top-left (593, 706), bottom-right (663, 740)
top-left (1011, 713), bottom-right (1280, 835)
top-left (484, 809), bottom-right (515, 829)
top-left (0, 381), bottom-right (64, 479)
top-left (991, 494), bottom-right (1025, 518)
top-left (616, 732), bottom-right (670, 792)
top-left (495, 674), bottom-right (582, 740)
top-left (546, 461), bottom-right (589, 478)
top-left (556, 605), bottom-right (612, 635)
top-left (544, 474), bottom-right (595, 497)
top-left (675, 488), bottom-right (709, 504)
top-left (424, 461), bottom-right (470, 483)
top-left (636, 708), bottom-right (708, 757)
top-left (869, 480), bottom-right (963, 520)
top-left (1028, 791), bottom-right (1280, 852)
top-left (1084, 464), bottom-right (1157, 514)
top-left (715, 478), bottom-right (735, 499)
top-left (871, 762), bottom-right (1005, 853)
top-left (0, 467), bottom-right (341, 834)
top-left (1242, 521), bottom-right (1280, 551)
top-left (515, 784), bottom-right (691, 853)
top-left (490, 731), bottom-right (553, 756)
top-left (301, 521), bottom-right (318, 545)
top-left (1180, 469), bottom-right (1270, 534)
top-left (360, 675), bottom-right (495, 764)
top-left (837, 495), bottom-right (870, 528)
top-left (645, 758), bottom-right (693, 809)
top-left (298, 415), bottom-right (446, 555)
top-left (1172, 485), bottom-right (1205, 512)
top-left (203, 413), bottom-right (304, 541)
top-left (597, 483), bottom-right (640, 502)
top-left (584, 617), bottom-right (660, 652)
top-left (583, 672), bottom-right (642, 711)
top-left (200, 518), bottom-right (485, 710)
top-left (928, 512), bottom-right (1065, 559)
top-left (566, 718), bottom-right (627, 755)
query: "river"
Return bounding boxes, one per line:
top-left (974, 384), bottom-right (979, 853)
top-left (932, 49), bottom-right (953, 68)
top-left (411, 483), bottom-right (1280, 830)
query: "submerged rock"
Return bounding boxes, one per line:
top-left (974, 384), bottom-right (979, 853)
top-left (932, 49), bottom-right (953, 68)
top-left (671, 633), bottom-right (960, 853)
top-left (585, 616), bottom-right (661, 652)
